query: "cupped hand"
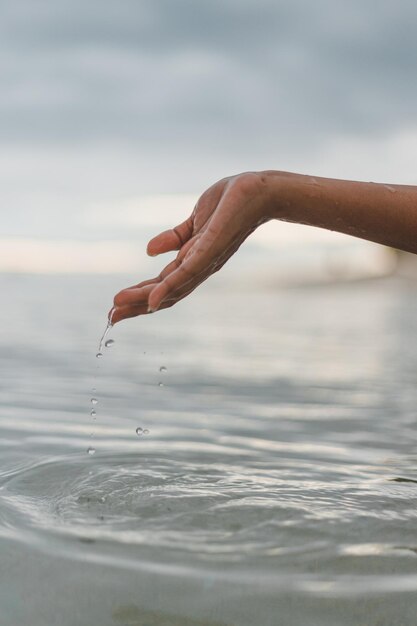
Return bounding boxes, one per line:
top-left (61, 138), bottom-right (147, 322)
top-left (111, 172), bottom-right (270, 323)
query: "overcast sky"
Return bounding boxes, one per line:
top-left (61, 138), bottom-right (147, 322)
top-left (1, 0), bottom-right (417, 248)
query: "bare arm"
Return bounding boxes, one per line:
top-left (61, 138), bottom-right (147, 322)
top-left (112, 171), bottom-right (417, 323)
top-left (264, 170), bottom-right (417, 253)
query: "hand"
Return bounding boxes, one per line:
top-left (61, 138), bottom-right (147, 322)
top-left (111, 172), bottom-right (270, 323)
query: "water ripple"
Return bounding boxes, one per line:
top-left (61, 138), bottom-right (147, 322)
top-left (1, 442), bottom-right (417, 595)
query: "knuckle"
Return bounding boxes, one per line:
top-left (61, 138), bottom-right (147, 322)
top-left (230, 171), bottom-right (264, 197)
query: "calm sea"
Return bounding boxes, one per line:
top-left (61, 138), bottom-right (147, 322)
top-left (1, 273), bottom-right (417, 626)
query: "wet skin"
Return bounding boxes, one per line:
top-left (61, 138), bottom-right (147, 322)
top-left (112, 170), bottom-right (417, 323)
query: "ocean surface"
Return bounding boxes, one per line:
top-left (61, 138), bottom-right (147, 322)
top-left (1, 273), bottom-right (417, 626)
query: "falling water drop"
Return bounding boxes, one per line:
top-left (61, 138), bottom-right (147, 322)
top-left (105, 339), bottom-right (115, 348)
top-left (90, 409), bottom-right (96, 417)
top-left (136, 427), bottom-right (150, 436)
top-left (98, 311), bottom-right (114, 353)
top-left (159, 366), bottom-right (167, 373)
top-left (96, 352), bottom-right (103, 359)
top-left (91, 398), bottom-right (98, 405)
top-left (87, 447), bottom-right (96, 455)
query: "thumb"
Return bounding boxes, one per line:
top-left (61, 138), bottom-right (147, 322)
top-left (147, 216), bottom-right (193, 256)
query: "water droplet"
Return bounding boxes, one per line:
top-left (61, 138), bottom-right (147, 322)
top-left (96, 352), bottom-right (103, 359)
top-left (91, 398), bottom-right (98, 405)
top-left (158, 382), bottom-right (164, 387)
top-left (159, 366), bottom-right (167, 373)
top-left (98, 318), bottom-right (113, 354)
top-left (105, 339), bottom-right (115, 348)
top-left (90, 409), bottom-right (96, 417)
top-left (87, 447), bottom-right (96, 455)
top-left (136, 427), bottom-right (150, 436)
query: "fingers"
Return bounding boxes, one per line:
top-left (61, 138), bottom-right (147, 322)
top-left (114, 282), bottom-right (155, 307)
top-left (110, 303), bottom-right (149, 324)
top-left (111, 282), bottom-right (154, 323)
top-left (145, 178), bottom-right (228, 257)
top-left (146, 198), bottom-right (259, 312)
top-left (111, 253), bottom-right (182, 320)
top-left (111, 254), bottom-right (191, 322)
top-left (112, 280), bottom-right (198, 323)
top-left (147, 216), bottom-right (193, 256)
top-left (148, 263), bottom-right (198, 312)
top-left (111, 176), bottom-right (237, 322)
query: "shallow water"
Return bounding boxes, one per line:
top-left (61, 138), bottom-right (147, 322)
top-left (1, 274), bottom-right (417, 625)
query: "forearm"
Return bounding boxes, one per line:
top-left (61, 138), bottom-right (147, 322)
top-left (262, 171), bottom-right (417, 254)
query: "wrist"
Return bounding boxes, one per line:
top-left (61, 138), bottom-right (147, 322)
top-left (257, 170), bottom-right (295, 221)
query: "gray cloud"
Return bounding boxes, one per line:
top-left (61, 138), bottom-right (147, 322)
top-left (2, 0), bottom-right (417, 240)
top-left (1, 0), bottom-right (417, 152)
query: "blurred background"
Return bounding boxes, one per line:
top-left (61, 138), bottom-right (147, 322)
top-left (1, 0), bottom-right (417, 284)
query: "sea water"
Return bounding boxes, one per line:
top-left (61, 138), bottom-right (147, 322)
top-left (1, 274), bottom-right (417, 626)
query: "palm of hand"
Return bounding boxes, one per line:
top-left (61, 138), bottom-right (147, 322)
top-left (112, 173), bottom-right (267, 323)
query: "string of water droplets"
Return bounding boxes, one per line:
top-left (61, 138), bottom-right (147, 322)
top-left (87, 310), bottom-right (167, 454)
top-left (87, 310), bottom-right (116, 456)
